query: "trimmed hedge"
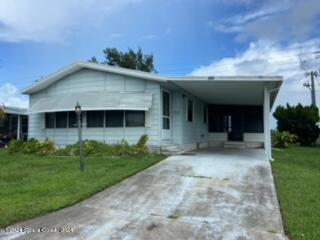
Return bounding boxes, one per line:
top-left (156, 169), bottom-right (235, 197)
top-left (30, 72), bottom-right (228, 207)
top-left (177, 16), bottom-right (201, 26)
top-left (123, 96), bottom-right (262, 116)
top-left (8, 135), bottom-right (149, 157)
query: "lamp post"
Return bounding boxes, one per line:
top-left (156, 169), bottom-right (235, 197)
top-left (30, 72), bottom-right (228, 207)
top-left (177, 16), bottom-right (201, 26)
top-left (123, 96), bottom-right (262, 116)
top-left (75, 102), bottom-right (84, 172)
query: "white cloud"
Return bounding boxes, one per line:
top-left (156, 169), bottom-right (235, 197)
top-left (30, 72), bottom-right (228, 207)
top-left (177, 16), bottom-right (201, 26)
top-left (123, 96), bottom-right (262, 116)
top-left (215, 0), bottom-right (320, 42)
top-left (0, 83), bottom-right (28, 108)
top-left (191, 39), bottom-right (320, 127)
top-left (0, 0), bottom-right (143, 42)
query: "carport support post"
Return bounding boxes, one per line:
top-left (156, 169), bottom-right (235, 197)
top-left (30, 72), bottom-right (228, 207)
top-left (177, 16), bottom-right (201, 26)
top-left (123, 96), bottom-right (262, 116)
top-left (17, 114), bottom-right (21, 140)
top-left (263, 84), bottom-right (271, 161)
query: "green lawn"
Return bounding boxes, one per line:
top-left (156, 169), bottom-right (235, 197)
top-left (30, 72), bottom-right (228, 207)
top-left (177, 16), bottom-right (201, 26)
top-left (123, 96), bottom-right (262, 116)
top-left (0, 151), bottom-right (165, 228)
top-left (272, 146), bottom-right (320, 240)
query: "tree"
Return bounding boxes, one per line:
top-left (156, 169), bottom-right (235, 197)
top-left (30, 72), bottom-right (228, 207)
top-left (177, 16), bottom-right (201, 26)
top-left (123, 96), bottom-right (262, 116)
top-left (0, 103), bottom-right (5, 120)
top-left (273, 103), bottom-right (319, 146)
top-left (89, 47), bottom-right (156, 73)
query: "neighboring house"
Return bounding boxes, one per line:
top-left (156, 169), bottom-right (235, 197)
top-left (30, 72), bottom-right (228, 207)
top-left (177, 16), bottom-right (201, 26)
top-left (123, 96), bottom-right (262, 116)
top-left (0, 105), bottom-right (28, 140)
top-left (22, 62), bottom-right (282, 160)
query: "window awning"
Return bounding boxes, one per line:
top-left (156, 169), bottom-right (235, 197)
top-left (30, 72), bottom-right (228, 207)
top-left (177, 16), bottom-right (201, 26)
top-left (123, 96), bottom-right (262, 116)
top-left (28, 92), bottom-right (153, 113)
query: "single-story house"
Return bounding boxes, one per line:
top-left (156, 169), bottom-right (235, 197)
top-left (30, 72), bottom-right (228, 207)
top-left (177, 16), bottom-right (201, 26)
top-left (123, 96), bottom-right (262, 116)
top-left (22, 62), bottom-right (282, 160)
top-left (0, 105), bottom-right (28, 141)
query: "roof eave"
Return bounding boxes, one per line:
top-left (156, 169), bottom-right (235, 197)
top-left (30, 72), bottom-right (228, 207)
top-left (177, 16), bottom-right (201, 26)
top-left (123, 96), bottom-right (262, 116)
top-left (22, 62), bottom-right (168, 95)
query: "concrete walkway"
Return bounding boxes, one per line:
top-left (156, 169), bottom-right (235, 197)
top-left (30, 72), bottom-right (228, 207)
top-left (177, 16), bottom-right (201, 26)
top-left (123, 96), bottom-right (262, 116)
top-left (0, 148), bottom-right (286, 240)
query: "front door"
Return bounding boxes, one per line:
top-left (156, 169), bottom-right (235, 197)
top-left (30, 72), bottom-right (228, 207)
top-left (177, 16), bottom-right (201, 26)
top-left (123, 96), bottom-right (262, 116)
top-left (161, 90), bottom-right (171, 143)
top-left (228, 112), bottom-right (243, 141)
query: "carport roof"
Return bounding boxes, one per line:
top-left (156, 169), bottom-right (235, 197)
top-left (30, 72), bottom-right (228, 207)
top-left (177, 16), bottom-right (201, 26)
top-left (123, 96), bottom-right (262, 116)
top-left (170, 78), bottom-right (282, 107)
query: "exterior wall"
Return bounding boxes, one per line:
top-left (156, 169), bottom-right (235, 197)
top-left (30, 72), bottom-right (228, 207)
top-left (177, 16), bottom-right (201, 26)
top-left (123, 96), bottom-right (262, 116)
top-left (208, 133), bottom-right (228, 147)
top-left (170, 90), bottom-right (208, 147)
top-left (28, 69), bottom-right (161, 148)
top-left (208, 132), bottom-right (264, 148)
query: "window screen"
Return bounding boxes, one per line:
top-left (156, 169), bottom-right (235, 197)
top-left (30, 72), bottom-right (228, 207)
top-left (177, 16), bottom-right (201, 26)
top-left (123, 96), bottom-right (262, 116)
top-left (162, 91), bottom-right (170, 129)
top-left (187, 99), bottom-right (193, 122)
top-left (45, 113), bottom-right (55, 128)
top-left (68, 111), bottom-right (78, 128)
top-left (163, 118), bottom-right (170, 130)
top-left (203, 105), bottom-right (207, 124)
top-left (87, 111), bottom-right (104, 128)
top-left (56, 112), bottom-right (67, 128)
top-left (125, 111), bottom-right (145, 127)
top-left (105, 111), bottom-right (124, 127)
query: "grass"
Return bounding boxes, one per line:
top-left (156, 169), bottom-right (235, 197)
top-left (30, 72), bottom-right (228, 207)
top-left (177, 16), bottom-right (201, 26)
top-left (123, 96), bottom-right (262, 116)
top-left (0, 150), bottom-right (165, 228)
top-left (272, 145), bottom-right (320, 240)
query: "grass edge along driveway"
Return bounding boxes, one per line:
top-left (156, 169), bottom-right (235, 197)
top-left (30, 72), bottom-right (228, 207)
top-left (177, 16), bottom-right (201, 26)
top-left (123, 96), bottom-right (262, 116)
top-left (0, 151), bottom-right (166, 228)
top-left (272, 146), bottom-right (320, 240)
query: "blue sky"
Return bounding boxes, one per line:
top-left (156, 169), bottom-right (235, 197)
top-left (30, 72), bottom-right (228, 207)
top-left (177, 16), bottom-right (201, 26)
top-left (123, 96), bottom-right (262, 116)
top-left (1, 0), bottom-right (320, 115)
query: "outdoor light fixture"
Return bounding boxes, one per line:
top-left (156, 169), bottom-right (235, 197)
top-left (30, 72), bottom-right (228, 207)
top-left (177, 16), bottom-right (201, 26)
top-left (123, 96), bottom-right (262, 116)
top-left (75, 102), bottom-right (84, 172)
top-left (75, 102), bottom-right (82, 114)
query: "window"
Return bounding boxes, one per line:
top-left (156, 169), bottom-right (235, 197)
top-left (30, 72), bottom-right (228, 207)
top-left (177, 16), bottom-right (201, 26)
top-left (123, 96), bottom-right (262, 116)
top-left (203, 105), bottom-right (207, 124)
top-left (68, 111), bottom-right (78, 128)
top-left (105, 111), bottom-right (124, 127)
top-left (45, 113), bottom-right (55, 128)
top-left (187, 99), bottom-right (193, 122)
top-left (125, 111), bottom-right (145, 127)
top-left (87, 111), bottom-right (104, 128)
top-left (162, 91), bottom-right (170, 129)
top-left (56, 112), bottom-right (67, 128)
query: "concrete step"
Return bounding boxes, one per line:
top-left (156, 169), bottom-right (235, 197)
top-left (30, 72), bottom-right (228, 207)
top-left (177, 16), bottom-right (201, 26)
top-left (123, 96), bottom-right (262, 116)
top-left (224, 141), bottom-right (246, 149)
top-left (161, 145), bottom-right (182, 155)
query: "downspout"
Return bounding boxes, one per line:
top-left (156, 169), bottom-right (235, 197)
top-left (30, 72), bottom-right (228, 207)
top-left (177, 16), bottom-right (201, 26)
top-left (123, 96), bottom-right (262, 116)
top-left (266, 85), bottom-right (281, 161)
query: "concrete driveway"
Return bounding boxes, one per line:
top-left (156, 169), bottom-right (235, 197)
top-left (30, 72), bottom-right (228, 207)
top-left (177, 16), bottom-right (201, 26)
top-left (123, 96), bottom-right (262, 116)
top-left (1, 148), bottom-right (286, 240)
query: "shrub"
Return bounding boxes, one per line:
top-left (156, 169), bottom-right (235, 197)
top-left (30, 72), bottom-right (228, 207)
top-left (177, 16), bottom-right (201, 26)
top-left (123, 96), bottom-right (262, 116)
top-left (272, 131), bottom-right (297, 148)
top-left (8, 139), bottom-right (25, 154)
top-left (37, 139), bottom-right (57, 156)
top-left (23, 138), bottom-right (40, 154)
top-left (55, 135), bottom-right (149, 157)
top-left (273, 104), bottom-right (320, 146)
top-left (135, 134), bottom-right (149, 154)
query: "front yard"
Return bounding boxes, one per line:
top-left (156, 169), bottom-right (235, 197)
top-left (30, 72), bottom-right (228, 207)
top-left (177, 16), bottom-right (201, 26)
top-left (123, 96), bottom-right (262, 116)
top-left (272, 146), bottom-right (320, 240)
top-left (0, 151), bottom-right (165, 228)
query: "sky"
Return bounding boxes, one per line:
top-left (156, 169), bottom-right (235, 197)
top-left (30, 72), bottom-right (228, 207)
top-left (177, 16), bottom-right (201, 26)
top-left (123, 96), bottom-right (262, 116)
top-left (1, 0), bottom-right (320, 124)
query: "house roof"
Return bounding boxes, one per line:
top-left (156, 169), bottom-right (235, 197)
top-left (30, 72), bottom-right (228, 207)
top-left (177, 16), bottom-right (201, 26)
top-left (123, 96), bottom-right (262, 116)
top-left (22, 61), bottom-right (283, 95)
top-left (22, 61), bottom-right (283, 108)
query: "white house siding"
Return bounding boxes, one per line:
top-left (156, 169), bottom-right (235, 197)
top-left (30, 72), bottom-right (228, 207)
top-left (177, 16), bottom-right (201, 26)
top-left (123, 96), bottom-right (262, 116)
top-left (170, 90), bottom-right (208, 150)
top-left (28, 68), bottom-right (161, 148)
top-left (208, 132), bottom-right (264, 148)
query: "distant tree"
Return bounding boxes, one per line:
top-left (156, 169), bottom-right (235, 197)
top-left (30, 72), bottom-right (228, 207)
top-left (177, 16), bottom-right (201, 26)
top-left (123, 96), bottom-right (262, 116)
top-left (273, 103), bottom-right (319, 146)
top-left (89, 47), bottom-right (156, 73)
top-left (88, 56), bottom-right (98, 63)
top-left (0, 105), bottom-right (5, 120)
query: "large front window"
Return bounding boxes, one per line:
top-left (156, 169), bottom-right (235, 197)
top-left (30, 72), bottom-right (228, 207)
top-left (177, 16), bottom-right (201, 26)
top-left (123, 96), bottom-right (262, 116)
top-left (68, 112), bottom-right (78, 128)
top-left (56, 112), bottom-right (67, 128)
top-left (45, 113), bottom-right (55, 128)
top-left (45, 110), bottom-right (145, 129)
top-left (105, 111), bottom-right (124, 127)
top-left (125, 111), bottom-right (145, 127)
top-left (87, 111), bottom-right (104, 128)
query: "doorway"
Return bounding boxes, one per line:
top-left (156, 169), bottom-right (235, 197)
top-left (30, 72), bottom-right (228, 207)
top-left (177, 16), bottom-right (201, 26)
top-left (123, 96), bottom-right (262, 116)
top-left (228, 112), bottom-right (244, 141)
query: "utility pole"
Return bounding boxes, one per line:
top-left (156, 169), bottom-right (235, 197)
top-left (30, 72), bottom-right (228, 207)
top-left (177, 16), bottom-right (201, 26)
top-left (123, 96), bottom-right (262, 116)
top-left (304, 71), bottom-right (318, 106)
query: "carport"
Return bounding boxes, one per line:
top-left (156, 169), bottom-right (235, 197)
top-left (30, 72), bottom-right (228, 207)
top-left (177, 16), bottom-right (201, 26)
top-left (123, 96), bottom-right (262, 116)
top-left (170, 76), bottom-right (282, 160)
